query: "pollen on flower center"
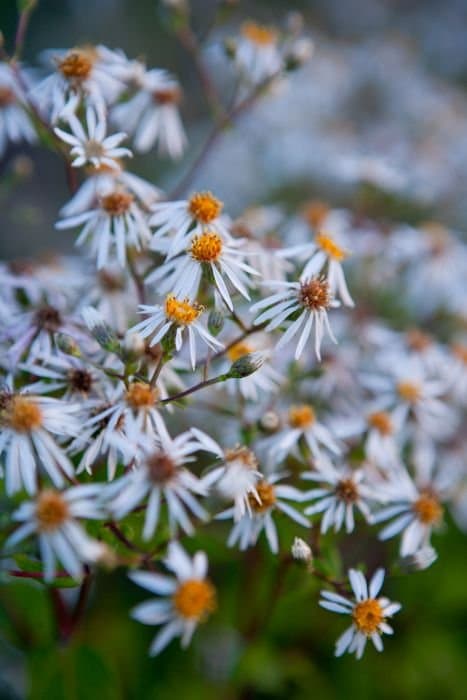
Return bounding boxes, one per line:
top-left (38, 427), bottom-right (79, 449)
top-left (367, 411), bottom-right (393, 436)
top-left (289, 404), bottom-right (316, 429)
top-left (36, 490), bottom-right (69, 532)
top-left (316, 232), bottom-right (347, 261)
top-left (153, 86), bottom-right (182, 105)
top-left (227, 341), bottom-right (254, 362)
top-left (101, 192), bottom-right (134, 216)
top-left (0, 87), bottom-right (15, 108)
top-left (190, 231), bottom-right (223, 263)
top-left (335, 478), bottom-right (359, 504)
top-left (188, 192), bottom-right (223, 224)
top-left (352, 599), bottom-right (384, 635)
top-left (397, 381), bottom-right (421, 403)
top-left (248, 480), bottom-right (276, 513)
top-left (146, 451), bottom-right (177, 484)
top-left (224, 445), bottom-right (258, 470)
top-left (164, 294), bottom-right (203, 325)
top-left (298, 277), bottom-right (331, 311)
top-left (58, 50), bottom-right (94, 81)
top-left (125, 382), bottom-right (158, 409)
top-left (241, 21), bottom-right (278, 46)
top-left (7, 396), bottom-right (43, 433)
top-left (413, 493), bottom-right (443, 525)
top-left (172, 578), bottom-right (217, 620)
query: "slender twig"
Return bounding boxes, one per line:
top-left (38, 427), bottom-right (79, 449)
top-left (149, 351), bottom-right (165, 388)
top-left (104, 521), bottom-right (146, 554)
top-left (68, 570), bottom-right (92, 636)
top-left (13, 1), bottom-right (37, 60)
top-left (127, 256), bottom-right (146, 305)
top-left (7, 569), bottom-right (70, 580)
top-left (161, 372), bottom-right (229, 403)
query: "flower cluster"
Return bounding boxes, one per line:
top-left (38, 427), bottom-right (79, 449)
top-left (0, 7), bottom-right (466, 665)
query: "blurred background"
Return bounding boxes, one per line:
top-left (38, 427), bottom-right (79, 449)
top-left (1, 1), bottom-right (467, 698)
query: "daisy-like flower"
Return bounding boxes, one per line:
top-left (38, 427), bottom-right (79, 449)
top-left (266, 404), bottom-right (340, 465)
top-left (148, 191), bottom-right (229, 258)
top-left (303, 457), bottom-right (376, 533)
top-left (31, 46), bottom-right (124, 122)
top-left (190, 429), bottom-right (262, 521)
top-left (19, 353), bottom-right (104, 399)
top-left (0, 391), bottom-right (78, 494)
top-left (106, 418), bottom-right (209, 539)
top-left (319, 568), bottom-right (401, 659)
top-left (217, 473), bottom-right (309, 553)
top-left (251, 276), bottom-right (340, 361)
top-left (6, 485), bottom-right (106, 581)
top-left (56, 187), bottom-right (151, 268)
top-left (234, 21), bottom-right (282, 84)
top-left (130, 294), bottom-right (223, 369)
top-left (112, 70), bottom-right (186, 158)
top-left (129, 541), bottom-right (216, 656)
top-left (81, 266), bottom-right (139, 334)
top-left (54, 106), bottom-right (132, 169)
top-left (0, 63), bottom-right (36, 157)
top-left (281, 228), bottom-right (354, 306)
top-left (147, 228), bottom-right (259, 312)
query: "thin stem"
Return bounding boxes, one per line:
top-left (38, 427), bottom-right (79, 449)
top-left (127, 255), bottom-right (146, 305)
top-left (149, 350), bottom-right (165, 388)
top-left (161, 372), bottom-right (229, 403)
top-left (13, 1), bottom-right (37, 60)
top-left (7, 569), bottom-right (70, 580)
top-left (68, 570), bottom-right (92, 636)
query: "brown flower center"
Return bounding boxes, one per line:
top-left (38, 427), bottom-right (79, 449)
top-left (188, 192), bottom-right (223, 224)
top-left (298, 277), bottom-right (331, 311)
top-left (35, 305), bottom-right (62, 332)
top-left (98, 269), bottom-right (126, 292)
top-left (68, 369), bottom-right (93, 394)
top-left (101, 192), bottom-right (134, 216)
top-left (406, 329), bottom-right (432, 352)
top-left (335, 478), bottom-right (359, 504)
top-left (125, 382), bottom-right (158, 409)
top-left (288, 404), bottom-right (316, 429)
top-left (367, 411), bottom-right (393, 436)
top-left (190, 231), bottom-right (223, 263)
top-left (7, 396), bottom-right (43, 433)
top-left (172, 578), bottom-right (217, 620)
top-left (58, 50), bottom-right (94, 81)
top-left (153, 86), bottom-right (182, 105)
top-left (413, 493), bottom-right (443, 525)
top-left (0, 87), bottom-right (15, 108)
top-left (146, 451), bottom-right (177, 484)
top-left (36, 490), bottom-right (69, 532)
top-left (248, 480), bottom-right (276, 513)
top-left (352, 599), bottom-right (384, 635)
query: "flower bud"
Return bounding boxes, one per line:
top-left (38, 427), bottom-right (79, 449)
top-left (228, 352), bottom-right (265, 378)
top-left (55, 333), bottom-right (82, 357)
top-left (291, 537), bottom-right (312, 564)
top-left (208, 310), bottom-right (224, 336)
top-left (82, 307), bottom-right (121, 355)
top-left (258, 410), bottom-right (280, 433)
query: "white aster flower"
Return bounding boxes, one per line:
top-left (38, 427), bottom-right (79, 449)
top-left (266, 404), bottom-right (340, 465)
top-left (129, 541), bottom-right (216, 655)
top-left (0, 63), bottom-right (36, 157)
top-left (217, 473), bottom-right (309, 553)
top-left (251, 276), bottom-right (340, 361)
top-left (319, 568), bottom-right (401, 659)
top-left (0, 392), bottom-right (79, 494)
top-left (56, 187), bottom-right (151, 269)
top-left (19, 353), bottom-right (104, 399)
top-left (6, 485), bottom-right (106, 581)
top-left (130, 294), bottom-right (223, 369)
top-left (54, 106), bottom-right (132, 169)
top-left (235, 21), bottom-right (283, 84)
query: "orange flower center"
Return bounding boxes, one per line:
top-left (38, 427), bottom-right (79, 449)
top-left (58, 50), bottom-right (94, 81)
top-left (299, 277), bottom-right (331, 311)
top-left (188, 192), bottom-right (223, 224)
top-left (164, 294), bottom-right (203, 325)
top-left (397, 381), bottom-right (421, 403)
top-left (413, 493), bottom-right (443, 525)
top-left (452, 343), bottom-right (467, 365)
top-left (316, 232), bottom-right (347, 261)
top-left (7, 396), bottom-right (43, 433)
top-left (36, 490), bottom-right (69, 532)
top-left (241, 21), bottom-right (278, 46)
top-left (172, 579), bottom-right (216, 620)
top-left (190, 231), bottom-right (223, 263)
top-left (335, 478), bottom-right (359, 504)
top-left (248, 480), bottom-right (276, 513)
top-left (302, 200), bottom-right (329, 229)
top-left (153, 86), bottom-right (182, 105)
top-left (101, 192), bottom-right (134, 216)
top-left (367, 411), bottom-right (393, 435)
top-left (289, 404), bottom-right (316, 429)
top-left (227, 341), bottom-right (254, 362)
top-left (125, 382), bottom-right (158, 409)
top-left (352, 599), bottom-right (384, 635)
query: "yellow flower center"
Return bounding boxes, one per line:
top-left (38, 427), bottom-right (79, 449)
top-left (241, 21), bottom-right (278, 46)
top-left (125, 382), bottom-right (158, 409)
top-left (413, 493), bottom-right (443, 525)
top-left (101, 192), bottom-right (134, 216)
top-left (302, 200), bottom-right (330, 229)
top-left (248, 480), bottom-right (276, 513)
top-left (397, 381), bottom-right (421, 404)
top-left (335, 478), bottom-right (359, 504)
top-left (6, 396), bottom-right (43, 433)
top-left (190, 231), bottom-right (223, 263)
top-left (188, 192), bottom-right (223, 224)
top-left (58, 50), bottom-right (94, 81)
top-left (452, 343), bottom-right (467, 365)
top-left (164, 294), bottom-right (203, 325)
top-left (0, 87), bottom-right (15, 108)
top-left (367, 411), bottom-right (393, 436)
top-left (224, 445), bottom-right (258, 470)
top-left (298, 277), bottom-right (331, 311)
top-left (352, 599), bottom-right (384, 635)
top-left (227, 341), bottom-right (254, 362)
top-left (289, 404), bottom-right (316, 429)
top-left (36, 490), bottom-right (69, 532)
top-left (172, 579), bottom-right (217, 620)
top-left (153, 86), bottom-right (182, 105)
top-left (316, 232), bottom-right (347, 261)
